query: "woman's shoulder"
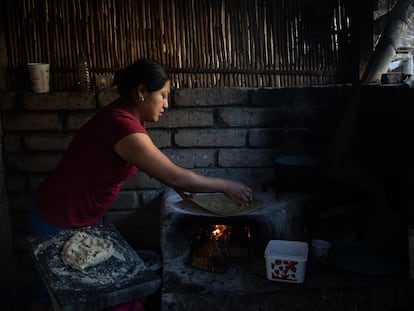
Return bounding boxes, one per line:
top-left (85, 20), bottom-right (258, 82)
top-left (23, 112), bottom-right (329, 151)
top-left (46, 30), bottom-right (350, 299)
top-left (100, 97), bottom-right (136, 122)
top-left (102, 98), bottom-right (147, 134)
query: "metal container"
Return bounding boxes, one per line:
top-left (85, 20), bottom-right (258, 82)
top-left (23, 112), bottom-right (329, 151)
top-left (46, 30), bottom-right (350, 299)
top-left (273, 154), bottom-right (322, 191)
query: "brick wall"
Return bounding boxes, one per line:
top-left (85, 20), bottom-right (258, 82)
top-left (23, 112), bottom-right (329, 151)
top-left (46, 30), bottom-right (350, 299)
top-left (0, 85), bottom-right (352, 306)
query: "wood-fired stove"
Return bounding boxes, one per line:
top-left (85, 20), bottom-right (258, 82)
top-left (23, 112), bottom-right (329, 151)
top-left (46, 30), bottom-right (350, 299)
top-left (160, 189), bottom-right (310, 310)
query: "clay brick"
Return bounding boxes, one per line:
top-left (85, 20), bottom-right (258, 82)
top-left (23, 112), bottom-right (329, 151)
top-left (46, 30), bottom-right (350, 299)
top-left (4, 173), bottom-right (26, 192)
top-left (27, 173), bottom-right (47, 191)
top-left (2, 112), bottom-right (61, 131)
top-left (249, 128), bottom-right (284, 147)
top-left (97, 89), bottom-right (120, 108)
top-left (163, 148), bottom-right (216, 168)
top-left (6, 193), bottom-right (34, 211)
top-left (140, 189), bottom-right (164, 204)
top-left (147, 129), bottom-right (172, 148)
top-left (191, 167), bottom-right (275, 187)
top-left (218, 107), bottom-right (290, 128)
top-left (174, 129), bottom-right (247, 147)
top-left (3, 134), bottom-right (23, 152)
top-left (23, 92), bottom-right (95, 110)
top-left (174, 88), bottom-right (250, 107)
top-left (121, 171), bottom-right (164, 190)
top-left (111, 190), bottom-right (139, 210)
top-left (24, 134), bottom-right (73, 151)
top-left (218, 148), bottom-right (273, 167)
top-left (6, 153), bottom-right (62, 172)
top-left (251, 88), bottom-right (296, 106)
top-left (103, 210), bottom-right (137, 226)
top-left (0, 91), bottom-right (20, 110)
top-left (148, 108), bottom-right (214, 128)
top-left (66, 111), bottom-right (96, 130)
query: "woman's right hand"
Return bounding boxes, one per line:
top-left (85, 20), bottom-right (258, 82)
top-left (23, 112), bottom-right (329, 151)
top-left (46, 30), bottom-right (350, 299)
top-left (115, 133), bottom-right (254, 205)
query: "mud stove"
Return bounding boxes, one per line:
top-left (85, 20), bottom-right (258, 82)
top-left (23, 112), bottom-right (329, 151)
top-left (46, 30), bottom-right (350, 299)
top-left (160, 189), bottom-right (309, 310)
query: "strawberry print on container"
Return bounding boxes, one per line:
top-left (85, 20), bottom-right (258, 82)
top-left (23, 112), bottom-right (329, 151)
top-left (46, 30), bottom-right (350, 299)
top-left (271, 259), bottom-right (299, 281)
top-left (264, 240), bottom-right (308, 283)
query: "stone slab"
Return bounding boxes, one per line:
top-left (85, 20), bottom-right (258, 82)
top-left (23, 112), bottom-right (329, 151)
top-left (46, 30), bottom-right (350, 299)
top-left (28, 224), bottom-right (161, 311)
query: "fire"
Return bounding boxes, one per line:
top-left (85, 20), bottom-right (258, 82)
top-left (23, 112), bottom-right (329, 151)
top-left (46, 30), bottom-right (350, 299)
top-left (190, 224), bottom-right (252, 272)
top-left (246, 226), bottom-right (251, 239)
top-left (211, 225), bottom-right (230, 240)
top-left (209, 225), bottom-right (251, 242)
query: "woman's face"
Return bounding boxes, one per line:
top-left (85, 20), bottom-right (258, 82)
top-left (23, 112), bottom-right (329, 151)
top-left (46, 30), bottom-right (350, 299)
top-left (138, 80), bottom-right (171, 123)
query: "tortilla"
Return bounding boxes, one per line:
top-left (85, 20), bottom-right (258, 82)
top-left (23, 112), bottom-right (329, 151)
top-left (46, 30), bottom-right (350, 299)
top-left (191, 193), bottom-right (260, 216)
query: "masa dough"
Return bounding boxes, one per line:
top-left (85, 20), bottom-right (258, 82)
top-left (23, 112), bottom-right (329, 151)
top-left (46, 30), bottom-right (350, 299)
top-left (61, 231), bottom-right (114, 272)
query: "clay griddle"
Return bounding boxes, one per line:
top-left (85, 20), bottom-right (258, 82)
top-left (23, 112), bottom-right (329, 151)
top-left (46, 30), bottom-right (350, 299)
top-left (28, 224), bottom-right (160, 310)
top-left (174, 193), bottom-right (261, 217)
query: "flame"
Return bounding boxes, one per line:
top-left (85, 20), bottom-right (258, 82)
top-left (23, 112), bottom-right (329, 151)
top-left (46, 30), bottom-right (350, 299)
top-left (246, 226), bottom-right (251, 239)
top-left (211, 225), bottom-right (229, 240)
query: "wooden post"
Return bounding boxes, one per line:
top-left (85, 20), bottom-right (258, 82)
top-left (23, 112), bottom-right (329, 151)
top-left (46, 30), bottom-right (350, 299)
top-left (0, 0), bottom-right (8, 92)
top-left (362, 0), bottom-right (414, 83)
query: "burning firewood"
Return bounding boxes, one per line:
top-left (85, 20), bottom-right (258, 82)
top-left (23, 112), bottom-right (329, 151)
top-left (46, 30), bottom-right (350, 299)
top-left (189, 224), bottom-right (251, 273)
top-left (190, 239), bottom-right (228, 273)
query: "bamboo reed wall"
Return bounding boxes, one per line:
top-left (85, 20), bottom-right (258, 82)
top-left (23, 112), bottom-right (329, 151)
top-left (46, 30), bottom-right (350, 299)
top-left (4, 0), bottom-right (361, 91)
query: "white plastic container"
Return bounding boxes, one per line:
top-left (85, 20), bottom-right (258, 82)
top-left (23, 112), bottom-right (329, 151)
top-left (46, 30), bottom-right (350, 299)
top-left (264, 240), bottom-right (309, 283)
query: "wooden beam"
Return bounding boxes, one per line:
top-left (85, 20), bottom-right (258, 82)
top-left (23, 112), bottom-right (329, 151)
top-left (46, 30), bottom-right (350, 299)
top-left (362, 0), bottom-right (414, 83)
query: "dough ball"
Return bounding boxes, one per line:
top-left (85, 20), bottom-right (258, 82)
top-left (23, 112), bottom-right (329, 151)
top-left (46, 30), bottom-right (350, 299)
top-left (61, 231), bottom-right (114, 272)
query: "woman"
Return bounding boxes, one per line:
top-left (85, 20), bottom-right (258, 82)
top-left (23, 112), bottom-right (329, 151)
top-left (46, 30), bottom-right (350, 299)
top-left (30, 58), bottom-right (253, 310)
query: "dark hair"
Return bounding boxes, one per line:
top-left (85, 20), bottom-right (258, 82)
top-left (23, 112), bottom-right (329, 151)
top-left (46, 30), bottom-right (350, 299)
top-left (114, 59), bottom-right (169, 98)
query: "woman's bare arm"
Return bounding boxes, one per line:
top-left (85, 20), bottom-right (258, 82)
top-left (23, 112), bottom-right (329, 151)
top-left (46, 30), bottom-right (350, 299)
top-left (114, 133), bottom-right (253, 205)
